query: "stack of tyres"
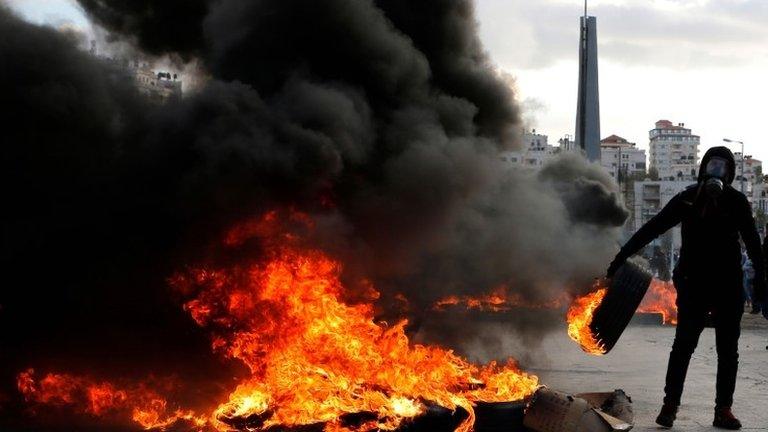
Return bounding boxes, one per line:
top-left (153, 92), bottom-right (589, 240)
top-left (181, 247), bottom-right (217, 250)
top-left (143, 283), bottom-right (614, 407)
top-left (399, 402), bottom-right (527, 432)
top-left (590, 261), bottom-right (653, 353)
top-left (398, 405), bottom-right (467, 432)
top-left (473, 401), bottom-right (527, 432)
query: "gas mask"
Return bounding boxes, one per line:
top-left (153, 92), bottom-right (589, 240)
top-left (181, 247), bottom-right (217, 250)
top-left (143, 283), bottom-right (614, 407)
top-left (703, 157), bottom-right (729, 198)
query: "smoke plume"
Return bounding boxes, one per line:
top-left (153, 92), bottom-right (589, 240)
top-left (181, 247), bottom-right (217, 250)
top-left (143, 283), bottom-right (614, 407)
top-left (0, 1), bottom-right (626, 425)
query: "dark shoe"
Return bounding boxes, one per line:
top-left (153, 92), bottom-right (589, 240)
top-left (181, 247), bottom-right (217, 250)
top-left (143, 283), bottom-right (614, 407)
top-left (656, 404), bottom-right (678, 428)
top-left (750, 304), bottom-right (761, 314)
top-left (713, 406), bottom-right (742, 430)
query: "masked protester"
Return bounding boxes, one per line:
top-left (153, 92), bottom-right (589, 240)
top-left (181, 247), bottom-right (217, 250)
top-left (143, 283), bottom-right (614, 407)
top-left (607, 147), bottom-right (767, 430)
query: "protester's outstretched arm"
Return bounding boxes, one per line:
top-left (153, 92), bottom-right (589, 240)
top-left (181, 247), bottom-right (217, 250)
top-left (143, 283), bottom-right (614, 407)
top-left (607, 194), bottom-right (684, 278)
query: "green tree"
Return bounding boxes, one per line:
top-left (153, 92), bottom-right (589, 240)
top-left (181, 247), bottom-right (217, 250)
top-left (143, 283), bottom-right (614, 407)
top-left (648, 167), bottom-right (659, 181)
top-left (756, 208), bottom-right (767, 232)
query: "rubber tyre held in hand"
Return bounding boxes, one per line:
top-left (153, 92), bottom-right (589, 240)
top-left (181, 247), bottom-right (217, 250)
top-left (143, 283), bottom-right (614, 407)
top-left (590, 261), bottom-right (653, 353)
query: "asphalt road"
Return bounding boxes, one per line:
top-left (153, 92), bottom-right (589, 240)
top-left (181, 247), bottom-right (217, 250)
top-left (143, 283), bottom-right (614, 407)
top-left (524, 313), bottom-right (768, 431)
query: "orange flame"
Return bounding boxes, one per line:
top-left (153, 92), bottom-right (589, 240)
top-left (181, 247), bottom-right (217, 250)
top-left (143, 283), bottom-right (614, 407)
top-left (433, 288), bottom-right (567, 312)
top-left (16, 369), bottom-right (208, 430)
top-left (435, 278), bottom-right (678, 328)
top-left (638, 279), bottom-right (678, 325)
top-left (566, 284), bottom-right (607, 355)
top-left (19, 210), bottom-right (539, 432)
top-left (178, 213), bottom-right (539, 431)
top-left (433, 289), bottom-right (510, 312)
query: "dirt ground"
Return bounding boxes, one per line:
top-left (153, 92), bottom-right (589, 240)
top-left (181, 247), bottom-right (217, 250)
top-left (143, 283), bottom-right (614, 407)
top-left (526, 313), bottom-right (768, 431)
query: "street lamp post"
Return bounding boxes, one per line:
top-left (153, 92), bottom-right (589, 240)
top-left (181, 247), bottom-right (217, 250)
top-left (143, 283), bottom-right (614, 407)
top-left (723, 138), bottom-right (745, 194)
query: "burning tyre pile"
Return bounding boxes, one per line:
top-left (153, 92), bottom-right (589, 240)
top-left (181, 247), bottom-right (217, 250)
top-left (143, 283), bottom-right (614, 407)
top-left (17, 212), bottom-right (540, 432)
top-left (11, 211), bottom-right (662, 431)
top-left (15, 212), bottom-right (642, 432)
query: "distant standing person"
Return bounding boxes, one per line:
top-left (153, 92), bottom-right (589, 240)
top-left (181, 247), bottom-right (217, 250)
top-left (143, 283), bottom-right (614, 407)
top-left (651, 246), bottom-right (671, 281)
top-left (757, 224), bottom-right (768, 314)
top-left (741, 252), bottom-right (754, 311)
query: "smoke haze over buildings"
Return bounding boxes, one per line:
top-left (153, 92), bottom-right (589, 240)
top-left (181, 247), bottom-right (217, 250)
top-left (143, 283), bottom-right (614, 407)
top-left (0, 0), bottom-right (627, 417)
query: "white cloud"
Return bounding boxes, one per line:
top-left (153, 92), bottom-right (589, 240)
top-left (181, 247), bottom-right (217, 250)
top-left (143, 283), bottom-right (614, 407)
top-left (477, 0), bottom-right (768, 163)
top-left (476, 0), bottom-right (768, 69)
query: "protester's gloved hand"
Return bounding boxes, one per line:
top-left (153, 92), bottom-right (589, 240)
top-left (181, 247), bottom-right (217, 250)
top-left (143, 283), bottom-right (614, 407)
top-left (606, 254), bottom-right (627, 279)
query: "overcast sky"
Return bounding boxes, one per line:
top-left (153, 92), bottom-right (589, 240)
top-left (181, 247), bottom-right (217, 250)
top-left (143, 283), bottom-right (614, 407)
top-left (476, 0), bottom-right (768, 162)
top-left (5, 0), bottom-right (768, 161)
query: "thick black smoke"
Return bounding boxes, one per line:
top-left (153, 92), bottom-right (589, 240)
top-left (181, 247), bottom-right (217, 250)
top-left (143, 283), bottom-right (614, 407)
top-left (1, 0), bottom-right (626, 426)
top-left (75, 0), bottom-right (209, 58)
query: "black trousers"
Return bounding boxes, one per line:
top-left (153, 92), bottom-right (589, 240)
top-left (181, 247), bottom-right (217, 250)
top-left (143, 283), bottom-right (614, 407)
top-left (663, 298), bottom-right (743, 407)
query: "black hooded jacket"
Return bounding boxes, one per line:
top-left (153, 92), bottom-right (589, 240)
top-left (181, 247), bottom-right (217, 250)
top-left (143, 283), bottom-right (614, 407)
top-left (615, 147), bottom-right (765, 305)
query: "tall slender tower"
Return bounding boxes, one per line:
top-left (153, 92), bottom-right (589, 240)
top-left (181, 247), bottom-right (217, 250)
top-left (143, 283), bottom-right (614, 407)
top-left (575, 1), bottom-right (601, 162)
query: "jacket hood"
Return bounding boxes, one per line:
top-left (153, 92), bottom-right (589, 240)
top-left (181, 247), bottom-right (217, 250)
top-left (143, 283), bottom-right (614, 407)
top-left (698, 146), bottom-right (736, 185)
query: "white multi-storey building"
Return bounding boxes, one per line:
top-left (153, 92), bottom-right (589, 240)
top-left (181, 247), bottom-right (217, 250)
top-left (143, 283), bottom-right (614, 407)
top-left (600, 135), bottom-right (646, 180)
top-left (634, 180), bottom-right (695, 255)
top-left (499, 129), bottom-right (558, 169)
top-left (744, 155), bottom-right (763, 185)
top-left (97, 45), bottom-right (183, 104)
top-left (649, 120), bottom-right (700, 181)
top-left (753, 183), bottom-right (768, 215)
top-left (132, 62), bottom-right (182, 103)
top-left (732, 153), bottom-right (762, 195)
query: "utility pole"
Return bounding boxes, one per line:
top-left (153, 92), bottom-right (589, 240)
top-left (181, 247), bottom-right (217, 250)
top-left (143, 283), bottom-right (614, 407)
top-left (741, 143), bottom-right (746, 193)
top-left (616, 144), bottom-right (624, 188)
top-left (742, 141), bottom-right (745, 194)
top-left (723, 138), bottom-right (746, 194)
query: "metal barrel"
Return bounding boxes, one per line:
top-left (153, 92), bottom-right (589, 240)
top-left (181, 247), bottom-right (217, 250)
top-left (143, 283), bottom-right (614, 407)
top-left (590, 261), bottom-right (653, 353)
